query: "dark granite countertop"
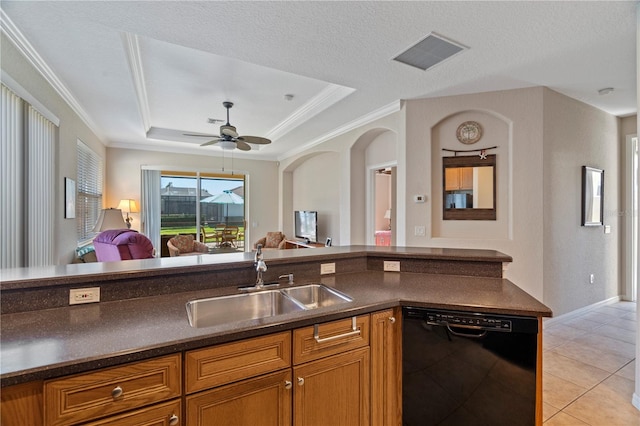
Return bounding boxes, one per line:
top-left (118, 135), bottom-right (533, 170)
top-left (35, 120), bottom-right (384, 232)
top-left (1, 269), bottom-right (550, 387)
top-left (0, 246), bottom-right (512, 290)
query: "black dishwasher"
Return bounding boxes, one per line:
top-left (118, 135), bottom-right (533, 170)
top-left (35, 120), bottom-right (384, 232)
top-left (402, 307), bottom-right (538, 426)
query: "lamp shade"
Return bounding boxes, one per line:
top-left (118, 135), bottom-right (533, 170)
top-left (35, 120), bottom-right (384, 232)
top-left (92, 208), bottom-right (127, 232)
top-left (117, 199), bottom-right (139, 213)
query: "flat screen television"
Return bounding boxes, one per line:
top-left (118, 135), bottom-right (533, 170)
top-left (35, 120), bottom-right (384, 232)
top-left (294, 210), bottom-right (318, 243)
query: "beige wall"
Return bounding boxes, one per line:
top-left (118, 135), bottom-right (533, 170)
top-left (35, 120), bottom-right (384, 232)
top-left (106, 148), bottom-right (279, 249)
top-left (287, 87), bottom-right (628, 316)
top-left (290, 152), bottom-right (340, 243)
top-left (403, 88), bottom-right (546, 301)
top-left (1, 33), bottom-right (105, 264)
top-left (542, 88), bottom-right (621, 315)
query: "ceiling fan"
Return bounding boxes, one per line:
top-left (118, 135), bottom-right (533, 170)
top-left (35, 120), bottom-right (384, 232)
top-left (184, 101), bottom-right (271, 151)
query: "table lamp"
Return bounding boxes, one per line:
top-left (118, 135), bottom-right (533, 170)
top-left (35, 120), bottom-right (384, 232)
top-left (117, 199), bottom-right (139, 229)
top-left (92, 208), bottom-right (127, 232)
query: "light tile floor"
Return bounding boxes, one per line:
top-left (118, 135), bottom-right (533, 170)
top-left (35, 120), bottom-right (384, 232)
top-left (543, 301), bottom-right (640, 425)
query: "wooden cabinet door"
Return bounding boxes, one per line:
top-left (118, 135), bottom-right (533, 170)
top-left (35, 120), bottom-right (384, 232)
top-left (459, 167), bottom-right (474, 190)
top-left (371, 308), bottom-right (401, 426)
top-left (444, 167), bottom-right (460, 191)
top-left (186, 369), bottom-right (292, 426)
top-left (1, 381), bottom-right (43, 426)
top-left (293, 347), bottom-right (370, 426)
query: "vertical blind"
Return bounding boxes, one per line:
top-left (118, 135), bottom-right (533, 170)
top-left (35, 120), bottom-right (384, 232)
top-left (1, 84), bottom-right (56, 267)
top-left (27, 106), bottom-right (55, 266)
top-left (1, 84), bottom-right (25, 268)
top-left (76, 140), bottom-right (103, 242)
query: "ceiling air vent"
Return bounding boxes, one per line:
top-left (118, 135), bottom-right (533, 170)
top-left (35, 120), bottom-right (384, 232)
top-left (393, 33), bottom-right (467, 71)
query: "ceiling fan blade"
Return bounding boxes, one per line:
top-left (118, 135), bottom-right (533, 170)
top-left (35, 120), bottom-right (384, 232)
top-left (220, 125), bottom-right (238, 138)
top-left (235, 141), bottom-right (252, 151)
top-left (184, 133), bottom-right (220, 138)
top-left (237, 135), bottom-right (271, 145)
top-left (200, 139), bottom-right (222, 146)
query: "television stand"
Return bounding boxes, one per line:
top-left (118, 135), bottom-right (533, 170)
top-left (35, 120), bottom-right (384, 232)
top-left (284, 240), bottom-right (325, 249)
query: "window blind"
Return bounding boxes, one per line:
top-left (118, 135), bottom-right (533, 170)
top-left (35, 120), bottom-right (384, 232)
top-left (1, 84), bottom-right (25, 268)
top-left (76, 140), bottom-right (103, 243)
top-left (26, 106), bottom-right (55, 266)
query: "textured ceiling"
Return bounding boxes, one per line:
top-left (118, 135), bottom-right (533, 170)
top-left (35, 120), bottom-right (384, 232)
top-left (1, 1), bottom-right (636, 161)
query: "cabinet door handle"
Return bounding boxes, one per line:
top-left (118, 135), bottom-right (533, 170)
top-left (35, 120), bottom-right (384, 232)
top-left (111, 386), bottom-right (123, 399)
top-left (168, 414), bottom-right (179, 426)
top-left (389, 316), bottom-right (396, 324)
top-left (297, 377), bottom-right (305, 386)
top-left (314, 316), bottom-right (360, 343)
top-left (285, 380), bottom-right (292, 390)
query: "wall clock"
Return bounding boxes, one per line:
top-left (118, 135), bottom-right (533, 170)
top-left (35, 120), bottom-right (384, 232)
top-left (456, 121), bottom-right (483, 144)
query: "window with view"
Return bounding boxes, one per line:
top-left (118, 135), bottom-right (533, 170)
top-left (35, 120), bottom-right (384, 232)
top-left (160, 172), bottom-right (245, 255)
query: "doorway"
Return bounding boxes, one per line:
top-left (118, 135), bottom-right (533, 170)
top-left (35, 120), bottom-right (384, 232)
top-left (626, 135), bottom-right (638, 301)
top-left (371, 165), bottom-right (396, 246)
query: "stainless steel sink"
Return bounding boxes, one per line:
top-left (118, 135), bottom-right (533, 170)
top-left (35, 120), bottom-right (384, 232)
top-left (281, 284), bottom-right (353, 310)
top-left (186, 290), bottom-right (305, 328)
top-left (186, 284), bottom-right (353, 328)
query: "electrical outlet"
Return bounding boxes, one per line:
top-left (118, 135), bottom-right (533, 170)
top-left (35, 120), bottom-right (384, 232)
top-left (384, 261), bottom-right (401, 272)
top-left (320, 263), bottom-right (336, 275)
top-left (589, 274), bottom-right (595, 284)
top-left (69, 287), bottom-right (100, 305)
top-left (415, 226), bottom-right (426, 236)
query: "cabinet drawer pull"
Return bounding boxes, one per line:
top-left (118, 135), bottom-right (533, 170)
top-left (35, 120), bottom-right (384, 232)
top-left (111, 386), bottom-right (123, 399)
top-left (389, 316), bottom-right (396, 324)
top-left (285, 380), bottom-right (292, 390)
top-left (169, 414), bottom-right (179, 426)
top-left (314, 316), bottom-right (360, 343)
top-left (297, 377), bottom-right (304, 386)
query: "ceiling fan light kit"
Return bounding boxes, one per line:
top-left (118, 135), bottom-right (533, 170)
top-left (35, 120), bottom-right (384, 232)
top-left (185, 101), bottom-right (272, 151)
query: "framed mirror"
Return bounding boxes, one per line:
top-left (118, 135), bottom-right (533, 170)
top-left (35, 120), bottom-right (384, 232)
top-left (443, 154), bottom-right (496, 220)
top-left (581, 166), bottom-right (604, 226)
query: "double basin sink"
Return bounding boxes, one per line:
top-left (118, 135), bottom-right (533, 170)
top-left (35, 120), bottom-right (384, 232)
top-left (186, 284), bottom-right (353, 328)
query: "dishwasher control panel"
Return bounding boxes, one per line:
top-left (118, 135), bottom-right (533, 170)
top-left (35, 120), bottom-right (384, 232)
top-left (427, 312), bottom-right (512, 331)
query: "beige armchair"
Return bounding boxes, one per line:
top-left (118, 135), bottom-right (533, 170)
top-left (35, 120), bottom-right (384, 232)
top-left (167, 234), bottom-right (209, 257)
top-left (254, 231), bottom-right (287, 250)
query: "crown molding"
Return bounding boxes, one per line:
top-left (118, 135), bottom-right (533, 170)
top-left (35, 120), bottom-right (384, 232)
top-left (266, 84), bottom-right (355, 141)
top-left (278, 100), bottom-right (401, 161)
top-left (0, 9), bottom-right (106, 142)
top-left (121, 32), bottom-right (151, 133)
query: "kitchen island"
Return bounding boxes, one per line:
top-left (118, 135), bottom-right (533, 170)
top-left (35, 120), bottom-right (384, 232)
top-left (0, 246), bottom-right (551, 425)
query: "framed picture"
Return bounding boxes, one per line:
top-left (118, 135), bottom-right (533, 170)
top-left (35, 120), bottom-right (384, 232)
top-left (65, 177), bottom-right (76, 219)
top-left (581, 166), bottom-right (604, 226)
top-left (325, 237), bottom-right (332, 247)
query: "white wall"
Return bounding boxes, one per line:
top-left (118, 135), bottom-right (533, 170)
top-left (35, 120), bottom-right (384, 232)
top-left (106, 147), bottom-right (279, 249)
top-left (1, 33), bottom-right (106, 264)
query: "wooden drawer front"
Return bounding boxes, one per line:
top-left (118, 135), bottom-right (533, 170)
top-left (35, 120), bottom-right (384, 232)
top-left (186, 369), bottom-right (292, 426)
top-left (83, 399), bottom-right (181, 426)
top-left (293, 315), bottom-right (370, 365)
top-left (44, 354), bottom-right (181, 426)
top-left (185, 331), bottom-right (291, 394)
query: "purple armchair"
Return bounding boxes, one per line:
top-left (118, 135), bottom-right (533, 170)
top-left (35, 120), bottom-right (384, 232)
top-left (93, 229), bottom-right (155, 262)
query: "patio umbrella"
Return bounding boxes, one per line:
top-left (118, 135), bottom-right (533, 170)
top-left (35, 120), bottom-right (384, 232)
top-left (200, 190), bottom-right (244, 222)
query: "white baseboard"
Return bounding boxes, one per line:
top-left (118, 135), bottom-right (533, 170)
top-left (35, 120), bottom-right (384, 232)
top-left (543, 296), bottom-right (622, 328)
top-left (632, 393), bottom-right (640, 411)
